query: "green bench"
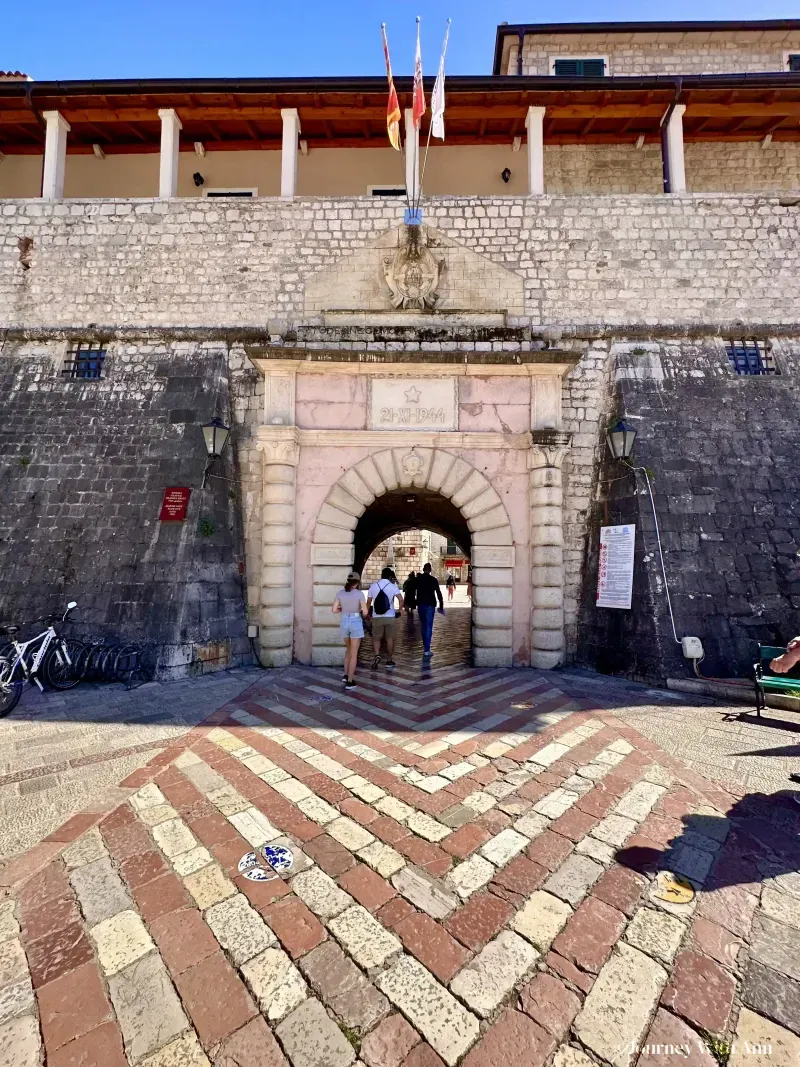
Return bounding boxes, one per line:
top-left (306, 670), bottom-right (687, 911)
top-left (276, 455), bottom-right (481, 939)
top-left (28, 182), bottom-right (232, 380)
top-left (754, 645), bottom-right (800, 717)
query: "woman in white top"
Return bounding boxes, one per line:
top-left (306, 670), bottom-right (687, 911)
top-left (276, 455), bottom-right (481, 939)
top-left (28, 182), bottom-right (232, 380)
top-left (331, 571), bottom-right (369, 689)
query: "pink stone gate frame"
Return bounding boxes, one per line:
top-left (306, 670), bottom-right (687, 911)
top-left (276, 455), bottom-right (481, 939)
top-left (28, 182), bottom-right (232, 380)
top-left (310, 447), bottom-right (515, 668)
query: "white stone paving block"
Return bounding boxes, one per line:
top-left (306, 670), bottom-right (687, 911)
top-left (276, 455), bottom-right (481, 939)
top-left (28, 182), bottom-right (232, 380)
top-left (528, 742), bottom-right (571, 767)
top-left (440, 762), bottom-right (474, 781)
top-left (533, 789), bottom-right (579, 819)
top-left (376, 796), bottom-right (415, 823)
top-left (347, 780), bottom-right (386, 804)
top-left (591, 814), bottom-right (638, 848)
top-left (151, 818), bottom-right (197, 859)
top-left (172, 847), bottom-right (213, 877)
top-left (406, 812), bottom-right (452, 843)
top-left (327, 817), bottom-right (375, 851)
top-left (259, 767), bottom-right (292, 785)
top-left (229, 809), bottom-right (282, 848)
top-left (240, 753), bottom-right (276, 775)
top-left (296, 795), bottom-right (340, 825)
top-left (241, 947), bottom-right (308, 1022)
top-left (479, 828), bottom-right (529, 868)
top-left (416, 776), bottom-right (450, 794)
top-left (511, 891), bottom-right (572, 951)
top-left (205, 893), bottom-right (276, 965)
top-left (291, 867), bottom-right (353, 919)
top-left (305, 752), bottom-right (351, 780)
top-left (445, 855), bottom-right (495, 900)
top-left (461, 791), bottom-right (496, 814)
top-left (91, 910), bottom-right (155, 976)
top-left (614, 781), bottom-right (666, 822)
top-left (328, 905), bottom-right (402, 971)
top-left (129, 783), bottom-right (167, 812)
top-left (377, 956), bottom-right (480, 1066)
top-left (357, 842), bottom-right (406, 879)
top-left (449, 930), bottom-right (539, 1018)
top-left (513, 811), bottom-right (550, 840)
top-left (574, 943), bottom-right (667, 1067)
top-left (272, 778), bottom-right (314, 803)
top-left (608, 739), bottom-right (635, 755)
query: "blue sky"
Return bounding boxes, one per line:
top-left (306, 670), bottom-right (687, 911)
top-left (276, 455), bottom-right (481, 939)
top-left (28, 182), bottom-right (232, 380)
top-left (4, 1), bottom-right (798, 80)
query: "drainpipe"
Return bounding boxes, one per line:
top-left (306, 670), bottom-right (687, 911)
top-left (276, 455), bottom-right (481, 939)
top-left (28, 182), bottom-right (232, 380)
top-left (517, 31), bottom-right (525, 76)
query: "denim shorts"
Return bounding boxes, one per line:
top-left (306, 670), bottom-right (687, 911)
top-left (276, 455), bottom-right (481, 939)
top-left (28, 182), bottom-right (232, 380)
top-left (340, 613), bottom-right (364, 640)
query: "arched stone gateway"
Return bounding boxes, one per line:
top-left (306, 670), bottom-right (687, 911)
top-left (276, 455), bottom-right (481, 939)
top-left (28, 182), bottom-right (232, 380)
top-left (310, 448), bottom-right (515, 668)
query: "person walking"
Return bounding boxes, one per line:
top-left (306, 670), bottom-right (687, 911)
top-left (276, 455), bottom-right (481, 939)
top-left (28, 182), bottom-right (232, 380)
top-left (466, 565), bottom-right (473, 601)
top-left (446, 573), bottom-right (456, 600)
top-left (331, 572), bottom-right (369, 689)
top-left (367, 567), bottom-right (404, 669)
top-left (416, 562), bottom-right (444, 659)
top-left (403, 571), bottom-right (418, 621)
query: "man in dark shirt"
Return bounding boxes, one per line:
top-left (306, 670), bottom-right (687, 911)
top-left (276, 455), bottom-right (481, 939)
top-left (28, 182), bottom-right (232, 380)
top-left (416, 562), bottom-right (444, 659)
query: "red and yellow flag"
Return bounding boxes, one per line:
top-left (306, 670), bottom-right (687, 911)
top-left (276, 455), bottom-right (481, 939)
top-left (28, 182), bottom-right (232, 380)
top-left (381, 24), bottom-right (402, 151)
top-left (412, 18), bottom-right (425, 129)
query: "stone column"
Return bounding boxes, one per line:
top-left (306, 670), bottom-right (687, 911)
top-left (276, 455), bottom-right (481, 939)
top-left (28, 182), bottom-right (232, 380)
top-left (41, 111), bottom-right (70, 200)
top-left (526, 106), bottom-right (546, 195)
top-left (529, 429), bottom-right (571, 669)
top-left (663, 103), bottom-right (686, 194)
top-left (280, 109), bottom-right (301, 199)
top-left (158, 108), bottom-right (182, 197)
top-left (256, 426), bottom-right (300, 667)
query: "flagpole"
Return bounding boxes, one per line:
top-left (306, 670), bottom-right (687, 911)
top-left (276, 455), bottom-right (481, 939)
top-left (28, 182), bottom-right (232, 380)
top-left (418, 19), bottom-right (450, 212)
top-left (412, 15), bottom-right (420, 211)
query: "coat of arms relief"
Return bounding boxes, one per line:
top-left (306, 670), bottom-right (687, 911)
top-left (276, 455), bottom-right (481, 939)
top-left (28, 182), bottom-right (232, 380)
top-left (382, 225), bottom-right (446, 310)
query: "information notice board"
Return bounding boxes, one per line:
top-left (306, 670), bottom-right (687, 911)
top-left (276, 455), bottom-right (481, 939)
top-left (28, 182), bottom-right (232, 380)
top-left (596, 524), bottom-right (636, 609)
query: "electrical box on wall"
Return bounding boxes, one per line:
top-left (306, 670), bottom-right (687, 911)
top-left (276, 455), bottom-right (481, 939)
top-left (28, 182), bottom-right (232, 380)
top-left (681, 636), bottom-right (704, 660)
top-left (247, 624), bottom-right (259, 639)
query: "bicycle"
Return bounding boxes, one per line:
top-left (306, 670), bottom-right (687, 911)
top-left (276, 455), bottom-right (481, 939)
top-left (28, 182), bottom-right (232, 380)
top-left (0, 602), bottom-right (81, 717)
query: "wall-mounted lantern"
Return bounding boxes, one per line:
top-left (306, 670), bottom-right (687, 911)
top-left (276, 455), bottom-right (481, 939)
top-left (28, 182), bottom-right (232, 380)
top-left (605, 419), bottom-right (637, 462)
top-left (201, 416), bottom-right (231, 487)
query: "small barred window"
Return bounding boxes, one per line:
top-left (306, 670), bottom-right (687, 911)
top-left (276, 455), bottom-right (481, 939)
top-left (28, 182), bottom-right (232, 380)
top-left (62, 342), bottom-right (107, 380)
top-left (726, 341), bottom-right (778, 376)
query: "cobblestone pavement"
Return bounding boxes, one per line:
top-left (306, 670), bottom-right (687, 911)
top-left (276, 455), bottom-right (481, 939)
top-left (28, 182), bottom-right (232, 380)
top-left (1, 610), bottom-right (799, 1067)
top-left (0, 668), bottom-right (263, 862)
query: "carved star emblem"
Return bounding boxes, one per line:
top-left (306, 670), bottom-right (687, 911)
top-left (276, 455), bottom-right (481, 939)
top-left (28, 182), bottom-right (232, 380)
top-left (404, 386), bottom-right (421, 404)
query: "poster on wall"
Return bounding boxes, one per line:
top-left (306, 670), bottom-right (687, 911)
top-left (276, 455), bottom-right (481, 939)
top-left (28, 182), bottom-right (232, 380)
top-left (596, 524), bottom-right (636, 609)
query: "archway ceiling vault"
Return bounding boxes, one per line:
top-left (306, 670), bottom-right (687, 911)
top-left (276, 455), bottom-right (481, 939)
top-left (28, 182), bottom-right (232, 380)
top-left (354, 488), bottom-right (471, 575)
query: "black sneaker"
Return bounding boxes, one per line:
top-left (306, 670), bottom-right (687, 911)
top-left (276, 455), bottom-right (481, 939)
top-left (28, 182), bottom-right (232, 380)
top-left (371, 656), bottom-right (381, 670)
top-left (345, 680), bottom-right (358, 689)
top-left (386, 660), bottom-right (396, 668)
top-left (341, 675), bottom-right (348, 684)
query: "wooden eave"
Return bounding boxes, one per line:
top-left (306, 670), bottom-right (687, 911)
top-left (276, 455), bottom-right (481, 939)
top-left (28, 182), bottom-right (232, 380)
top-left (1, 76), bottom-right (799, 153)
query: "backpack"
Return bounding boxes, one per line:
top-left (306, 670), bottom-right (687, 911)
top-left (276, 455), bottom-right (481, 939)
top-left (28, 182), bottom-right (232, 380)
top-left (373, 581), bottom-right (392, 615)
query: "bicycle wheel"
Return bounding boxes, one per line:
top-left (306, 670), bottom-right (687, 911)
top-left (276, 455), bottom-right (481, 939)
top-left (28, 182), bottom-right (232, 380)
top-left (44, 640), bottom-right (83, 690)
top-left (0, 657), bottom-right (22, 717)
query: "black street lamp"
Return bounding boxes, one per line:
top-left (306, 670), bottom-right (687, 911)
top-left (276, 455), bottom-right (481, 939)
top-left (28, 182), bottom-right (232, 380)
top-left (605, 419), bottom-right (637, 462)
top-left (201, 417), bottom-right (231, 487)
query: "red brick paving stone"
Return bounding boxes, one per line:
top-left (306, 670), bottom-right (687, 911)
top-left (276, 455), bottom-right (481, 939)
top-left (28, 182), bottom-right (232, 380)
top-left (552, 897), bottom-right (627, 974)
top-left (638, 1008), bottom-right (718, 1067)
top-left (361, 1013), bottom-right (422, 1067)
top-left (658, 787), bottom-right (700, 821)
top-left (550, 807), bottom-right (601, 842)
top-left (576, 785), bottom-right (619, 819)
top-left (462, 1008), bottom-right (556, 1067)
top-left (339, 797), bottom-right (380, 826)
top-left (213, 1015), bottom-right (290, 1067)
top-left (119, 850), bottom-right (169, 890)
top-left (661, 949), bottom-right (737, 1033)
top-left (18, 860), bottom-right (71, 910)
top-left (236, 872), bottom-right (292, 914)
top-left (401, 1044), bottom-right (447, 1067)
top-left (395, 912), bottom-right (471, 983)
top-left (26, 921), bottom-right (94, 989)
top-left (546, 951), bottom-right (594, 994)
top-left (591, 864), bottom-right (647, 917)
top-left (441, 823), bottom-right (491, 859)
top-left (174, 951), bottom-right (257, 1049)
top-left (37, 961), bottom-right (113, 1052)
top-left (526, 831), bottom-right (574, 872)
top-left (689, 917), bottom-right (742, 970)
top-left (264, 895), bottom-right (326, 958)
top-left (43, 813), bottom-right (101, 844)
top-left (371, 815), bottom-right (411, 845)
top-left (396, 836), bottom-right (452, 877)
top-left (616, 833), bottom-right (664, 875)
top-left (639, 813), bottom-right (685, 848)
top-left (490, 856), bottom-right (547, 900)
top-left (695, 884), bottom-right (758, 938)
top-left (189, 811), bottom-right (241, 848)
top-left (102, 822), bottom-right (155, 862)
top-left (375, 896), bottom-right (416, 929)
top-left (305, 833), bottom-right (357, 876)
top-left (339, 864), bottom-right (396, 912)
top-left (160, 778), bottom-right (205, 810)
top-left (131, 871), bottom-right (189, 923)
top-left (20, 893), bottom-right (80, 942)
top-left (0, 842), bottom-right (62, 889)
top-left (445, 893), bottom-right (514, 952)
top-left (476, 809), bottom-right (512, 836)
top-left (150, 908), bottom-right (219, 975)
top-left (518, 972), bottom-right (581, 1041)
top-left (517, 780), bottom-right (549, 804)
top-left (118, 767), bottom-right (152, 788)
top-left (47, 1021), bottom-right (128, 1067)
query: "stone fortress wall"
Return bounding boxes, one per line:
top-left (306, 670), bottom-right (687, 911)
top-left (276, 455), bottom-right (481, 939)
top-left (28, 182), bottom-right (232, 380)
top-left (1, 193), bottom-right (798, 678)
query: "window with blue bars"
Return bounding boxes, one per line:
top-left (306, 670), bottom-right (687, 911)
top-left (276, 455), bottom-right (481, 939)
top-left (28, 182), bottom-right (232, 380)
top-left (725, 341), bottom-right (778, 376)
top-left (62, 342), bottom-right (107, 380)
top-left (788, 54), bottom-right (800, 72)
top-left (553, 58), bottom-right (606, 77)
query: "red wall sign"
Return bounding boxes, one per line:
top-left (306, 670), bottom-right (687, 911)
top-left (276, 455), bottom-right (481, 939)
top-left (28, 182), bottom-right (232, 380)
top-left (444, 558), bottom-right (465, 567)
top-left (159, 487), bottom-right (191, 521)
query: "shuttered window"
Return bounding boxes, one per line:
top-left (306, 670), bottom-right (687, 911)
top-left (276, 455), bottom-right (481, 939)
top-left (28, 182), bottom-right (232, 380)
top-left (788, 54), bottom-right (800, 72)
top-left (553, 58), bottom-right (606, 77)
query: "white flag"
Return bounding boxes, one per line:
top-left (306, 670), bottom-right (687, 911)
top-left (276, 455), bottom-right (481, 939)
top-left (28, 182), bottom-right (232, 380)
top-left (430, 20), bottom-right (450, 141)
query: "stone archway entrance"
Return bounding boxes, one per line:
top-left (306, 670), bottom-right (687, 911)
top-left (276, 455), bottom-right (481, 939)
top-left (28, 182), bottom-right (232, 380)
top-left (310, 448), bottom-right (514, 667)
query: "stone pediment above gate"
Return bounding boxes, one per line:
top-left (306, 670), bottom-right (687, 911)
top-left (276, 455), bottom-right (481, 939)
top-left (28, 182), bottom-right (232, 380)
top-left (304, 225), bottom-right (524, 320)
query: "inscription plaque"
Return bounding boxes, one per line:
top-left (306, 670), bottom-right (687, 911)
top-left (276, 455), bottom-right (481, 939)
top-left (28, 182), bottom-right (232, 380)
top-left (370, 378), bottom-right (456, 431)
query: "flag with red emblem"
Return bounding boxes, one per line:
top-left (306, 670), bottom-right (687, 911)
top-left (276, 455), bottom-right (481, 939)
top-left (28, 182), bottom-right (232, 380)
top-left (381, 24), bottom-right (402, 151)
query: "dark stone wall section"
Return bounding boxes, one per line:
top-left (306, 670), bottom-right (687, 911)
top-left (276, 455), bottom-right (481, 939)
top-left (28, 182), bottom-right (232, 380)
top-left (578, 342), bottom-right (800, 682)
top-left (0, 342), bottom-right (251, 677)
